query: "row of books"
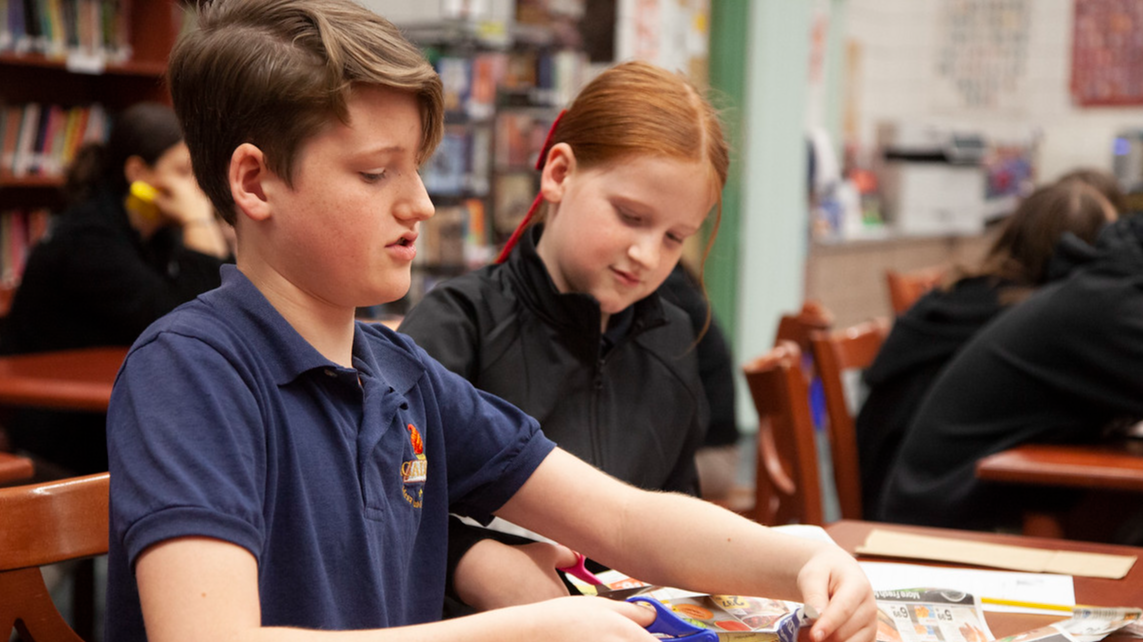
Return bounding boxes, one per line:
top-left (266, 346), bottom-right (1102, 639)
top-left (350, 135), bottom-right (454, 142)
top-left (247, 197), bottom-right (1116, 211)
top-left (415, 198), bottom-right (493, 269)
top-left (434, 48), bottom-right (589, 120)
top-left (0, 102), bottom-right (109, 178)
top-left (423, 124), bottom-right (492, 198)
top-left (0, 207), bottom-right (50, 286)
top-left (0, 0), bottom-right (132, 61)
top-left (423, 107), bottom-right (556, 197)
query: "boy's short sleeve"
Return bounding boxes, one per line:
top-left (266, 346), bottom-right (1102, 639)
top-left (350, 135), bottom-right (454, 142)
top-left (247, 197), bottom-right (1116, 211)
top-left (108, 332), bottom-right (267, 568)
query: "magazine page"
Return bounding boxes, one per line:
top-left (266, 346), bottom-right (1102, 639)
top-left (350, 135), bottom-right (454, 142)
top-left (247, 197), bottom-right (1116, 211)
top-left (873, 588), bottom-right (993, 642)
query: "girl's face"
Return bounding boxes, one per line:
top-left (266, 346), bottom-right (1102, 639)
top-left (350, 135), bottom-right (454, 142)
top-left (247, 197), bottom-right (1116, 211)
top-left (536, 146), bottom-right (716, 328)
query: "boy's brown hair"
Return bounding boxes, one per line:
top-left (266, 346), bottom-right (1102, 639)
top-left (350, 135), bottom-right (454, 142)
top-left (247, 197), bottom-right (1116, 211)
top-left (168, 0), bottom-right (444, 224)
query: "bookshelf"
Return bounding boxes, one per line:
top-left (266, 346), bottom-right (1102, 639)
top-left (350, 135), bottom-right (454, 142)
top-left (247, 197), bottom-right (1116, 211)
top-left (0, 0), bottom-right (183, 289)
top-left (364, 16), bottom-right (588, 319)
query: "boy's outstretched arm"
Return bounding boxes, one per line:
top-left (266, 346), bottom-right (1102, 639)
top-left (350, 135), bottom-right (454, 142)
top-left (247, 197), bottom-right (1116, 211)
top-left (494, 448), bottom-right (878, 642)
top-left (135, 536), bottom-right (659, 642)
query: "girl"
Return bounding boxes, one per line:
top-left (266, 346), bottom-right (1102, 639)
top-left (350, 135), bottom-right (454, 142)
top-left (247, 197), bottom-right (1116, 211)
top-left (857, 179), bottom-right (1117, 518)
top-left (399, 60), bottom-right (729, 610)
top-left (1, 102), bottom-right (230, 474)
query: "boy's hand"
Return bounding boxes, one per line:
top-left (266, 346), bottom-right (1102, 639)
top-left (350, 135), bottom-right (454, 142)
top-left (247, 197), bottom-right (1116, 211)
top-left (796, 546), bottom-right (877, 642)
top-left (454, 539), bottom-right (580, 611)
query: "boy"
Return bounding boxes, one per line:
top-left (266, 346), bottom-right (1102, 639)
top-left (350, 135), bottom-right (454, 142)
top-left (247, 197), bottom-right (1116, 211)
top-left (106, 1), bottom-right (876, 641)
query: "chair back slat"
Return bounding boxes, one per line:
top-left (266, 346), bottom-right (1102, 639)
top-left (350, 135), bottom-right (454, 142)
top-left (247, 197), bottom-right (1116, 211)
top-left (0, 473), bottom-right (109, 572)
top-left (810, 319), bottom-right (890, 520)
top-left (743, 341), bottom-right (824, 526)
top-left (886, 267), bottom-right (945, 315)
top-left (0, 473), bottom-right (109, 642)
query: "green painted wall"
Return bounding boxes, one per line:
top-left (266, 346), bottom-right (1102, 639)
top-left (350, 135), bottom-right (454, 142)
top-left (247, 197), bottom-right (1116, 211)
top-left (705, 0), bottom-right (750, 347)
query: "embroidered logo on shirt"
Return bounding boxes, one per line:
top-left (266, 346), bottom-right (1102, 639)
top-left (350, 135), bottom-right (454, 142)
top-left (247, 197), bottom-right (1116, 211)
top-left (401, 423), bottom-right (427, 507)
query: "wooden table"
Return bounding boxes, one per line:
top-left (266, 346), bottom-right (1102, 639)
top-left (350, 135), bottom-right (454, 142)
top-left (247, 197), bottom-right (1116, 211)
top-left (826, 520), bottom-right (1143, 640)
top-left (0, 347), bottom-right (127, 413)
top-left (976, 441), bottom-right (1143, 492)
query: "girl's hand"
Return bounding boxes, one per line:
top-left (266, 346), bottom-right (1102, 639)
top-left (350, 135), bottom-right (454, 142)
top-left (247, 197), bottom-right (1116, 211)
top-left (796, 545), bottom-right (877, 642)
top-left (153, 173), bottom-right (215, 228)
top-left (521, 595), bottom-right (658, 642)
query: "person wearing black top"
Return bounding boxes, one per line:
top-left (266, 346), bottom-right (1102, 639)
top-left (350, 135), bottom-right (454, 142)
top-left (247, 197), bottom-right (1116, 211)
top-left (659, 261), bottom-right (740, 498)
top-left (878, 211), bottom-right (1143, 532)
top-left (858, 181), bottom-right (1115, 517)
top-left (0, 102), bottom-right (230, 474)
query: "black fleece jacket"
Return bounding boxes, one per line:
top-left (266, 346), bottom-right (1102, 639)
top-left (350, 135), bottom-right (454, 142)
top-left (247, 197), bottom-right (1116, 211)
top-left (400, 224), bottom-right (709, 496)
top-left (879, 217), bottom-right (1143, 530)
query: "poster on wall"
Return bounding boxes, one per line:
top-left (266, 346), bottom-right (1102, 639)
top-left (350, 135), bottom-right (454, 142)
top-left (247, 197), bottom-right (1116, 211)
top-left (1071, 0), bottom-right (1143, 106)
top-left (933, 0), bottom-right (1031, 112)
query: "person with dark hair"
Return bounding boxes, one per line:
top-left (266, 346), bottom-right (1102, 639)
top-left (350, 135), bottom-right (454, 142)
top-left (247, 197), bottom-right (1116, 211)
top-left (659, 260), bottom-right (741, 500)
top-left (879, 211), bottom-right (1143, 532)
top-left (0, 102), bottom-right (229, 474)
top-left (856, 181), bottom-right (1117, 517)
top-left (1056, 167), bottom-right (1130, 216)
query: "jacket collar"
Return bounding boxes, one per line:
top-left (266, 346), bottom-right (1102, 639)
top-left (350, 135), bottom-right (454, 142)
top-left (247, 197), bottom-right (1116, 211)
top-left (504, 224), bottom-right (669, 338)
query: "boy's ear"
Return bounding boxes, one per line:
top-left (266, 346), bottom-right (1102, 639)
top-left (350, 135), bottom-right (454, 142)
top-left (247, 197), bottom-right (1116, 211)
top-left (229, 143), bottom-right (272, 221)
top-left (540, 143), bottom-right (576, 203)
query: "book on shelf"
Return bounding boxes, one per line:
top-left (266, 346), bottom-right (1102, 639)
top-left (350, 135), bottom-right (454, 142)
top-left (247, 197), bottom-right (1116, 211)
top-left (494, 110), bottom-right (557, 170)
top-left (492, 172), bottom-right (536, 237)
top-left (0, 207), bottom-right (50, 285)
top-left (1, 0), bottom-right (132, 62)
top-left (436, 55), bottom-right (471, 115)
top-left (416, 199), bottom-right (490, 269)
top-left (417, 204), bottom-right (466, 268)
top-left (0, 102), bottom-right (107, 178)
top-left (11, 102), bottom-right (41, 177)
top-left (422, 124), bottom-right (469, 197)
top-left (0, 104), bottom-right (22, 173)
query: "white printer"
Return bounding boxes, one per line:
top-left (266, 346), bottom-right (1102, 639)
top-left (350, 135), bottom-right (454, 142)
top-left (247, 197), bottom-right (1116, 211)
top-left (877, 122), bottom-right (989, 236)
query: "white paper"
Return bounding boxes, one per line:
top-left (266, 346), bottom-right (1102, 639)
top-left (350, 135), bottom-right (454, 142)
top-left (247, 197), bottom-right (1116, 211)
top-left (860, 561), bottom-right (1075, 616)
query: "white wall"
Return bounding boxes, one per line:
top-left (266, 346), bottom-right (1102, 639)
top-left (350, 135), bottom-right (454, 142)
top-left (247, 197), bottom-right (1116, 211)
top-left (847, 0), bottom-right (1143, 182)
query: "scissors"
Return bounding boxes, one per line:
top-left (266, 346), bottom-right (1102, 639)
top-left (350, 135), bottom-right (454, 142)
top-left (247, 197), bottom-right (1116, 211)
top-left (626, 596), bottom-right (720, 641)
top-left (557, 552), bottom-right (605, 586)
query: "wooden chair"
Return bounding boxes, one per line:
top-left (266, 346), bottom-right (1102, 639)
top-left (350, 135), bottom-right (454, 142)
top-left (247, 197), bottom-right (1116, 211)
top-left (0, 473), bottom-right (109, 641)
top-left (809, 319), bottom-right (891, 520)
top-left (0, 451), bottom-right (34, 485)
top-left (741, 341), bottom-right (824, 526)
top-left (885, 267), bottom-right (945, 315)
top-left (709, 302), bottom-right (835, 517)
top-left (773, 301), bottom-right (833, 357)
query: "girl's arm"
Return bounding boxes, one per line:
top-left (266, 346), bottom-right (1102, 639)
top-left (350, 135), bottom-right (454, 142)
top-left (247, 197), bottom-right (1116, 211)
top-left (495, 449), bottom-right (878, 642)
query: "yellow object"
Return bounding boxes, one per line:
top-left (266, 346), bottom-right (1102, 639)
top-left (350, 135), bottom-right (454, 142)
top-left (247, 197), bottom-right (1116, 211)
top-left (125, 180), bottom-right (160, 222)
top-left (980, 597), bottom-right (1083, 613)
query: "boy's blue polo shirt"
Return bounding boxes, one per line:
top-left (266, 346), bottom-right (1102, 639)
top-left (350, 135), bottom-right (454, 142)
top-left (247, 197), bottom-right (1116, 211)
top-left (106, 265), bottom-right (556, 639)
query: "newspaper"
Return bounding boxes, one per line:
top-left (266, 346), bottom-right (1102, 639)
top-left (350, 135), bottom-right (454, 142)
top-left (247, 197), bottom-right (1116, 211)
top-left (573, 570), bottom-right (807, 641)
top-left (991, 608), bottom-right (1143, 642)
top-left (568, 571), bottom-right (1141, 642)
top-left (874, 588), bottom-right (993, 642)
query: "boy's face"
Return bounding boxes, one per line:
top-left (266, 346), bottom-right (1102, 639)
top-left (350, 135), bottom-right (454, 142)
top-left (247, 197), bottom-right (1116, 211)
top-left (537, 153), bottom-right (714, 318)
top-left (258, 86), bottom-right (433, 308)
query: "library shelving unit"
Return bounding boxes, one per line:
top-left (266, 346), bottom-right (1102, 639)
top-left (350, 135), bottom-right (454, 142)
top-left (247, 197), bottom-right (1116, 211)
top-left (365, 17), bottom-right (585, 319)
top-left (0, 0), bottom-right (183, 296)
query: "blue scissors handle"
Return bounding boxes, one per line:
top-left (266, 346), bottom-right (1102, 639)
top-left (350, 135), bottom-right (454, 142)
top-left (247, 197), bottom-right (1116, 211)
top-left (626, 596), bottom-right (720, 641)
